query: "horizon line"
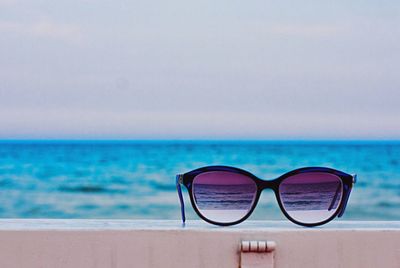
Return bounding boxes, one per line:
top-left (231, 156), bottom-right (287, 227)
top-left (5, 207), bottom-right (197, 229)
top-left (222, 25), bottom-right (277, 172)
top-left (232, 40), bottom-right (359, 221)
top-left (0, 139), bottom-right (399, 143)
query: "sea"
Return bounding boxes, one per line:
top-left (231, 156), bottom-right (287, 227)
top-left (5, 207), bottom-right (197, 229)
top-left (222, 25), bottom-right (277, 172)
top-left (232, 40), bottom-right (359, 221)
top-left (0, 140), bottom-right (399, 221)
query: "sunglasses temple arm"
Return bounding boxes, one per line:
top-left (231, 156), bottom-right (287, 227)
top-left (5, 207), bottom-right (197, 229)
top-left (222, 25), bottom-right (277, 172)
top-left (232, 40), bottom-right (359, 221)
top-left (176, 175), bottom-right (186, 223)
top-left (338, 174), bottom-right (357, 218)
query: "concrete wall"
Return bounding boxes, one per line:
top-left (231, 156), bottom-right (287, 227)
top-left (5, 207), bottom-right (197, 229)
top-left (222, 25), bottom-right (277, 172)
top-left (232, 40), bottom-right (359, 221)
top-left (0, 220), bottom-right (398, 268)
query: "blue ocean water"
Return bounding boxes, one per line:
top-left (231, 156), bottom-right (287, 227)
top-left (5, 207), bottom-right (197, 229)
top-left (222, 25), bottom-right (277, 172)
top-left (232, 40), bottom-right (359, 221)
top-left (0, 141), bottom-right (399, 220)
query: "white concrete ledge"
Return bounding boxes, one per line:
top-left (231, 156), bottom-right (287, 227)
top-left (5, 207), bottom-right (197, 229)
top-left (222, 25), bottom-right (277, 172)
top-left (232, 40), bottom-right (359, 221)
top-left (0, 219), bottom-right (399, 231)
top-left (0, 220), bottom-right (399, 268)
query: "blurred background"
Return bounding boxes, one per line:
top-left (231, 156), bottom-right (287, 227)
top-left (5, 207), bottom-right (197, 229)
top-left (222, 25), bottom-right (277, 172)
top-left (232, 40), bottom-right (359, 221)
top-left (0, 1), bottom-right (399, 220)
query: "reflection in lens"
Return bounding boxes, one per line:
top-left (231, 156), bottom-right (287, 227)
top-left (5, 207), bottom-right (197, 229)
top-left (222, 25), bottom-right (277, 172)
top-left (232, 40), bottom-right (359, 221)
top-left (192, 171), bottom-right (257, 223)
top-left (279, 172), bottom-right (343, 224)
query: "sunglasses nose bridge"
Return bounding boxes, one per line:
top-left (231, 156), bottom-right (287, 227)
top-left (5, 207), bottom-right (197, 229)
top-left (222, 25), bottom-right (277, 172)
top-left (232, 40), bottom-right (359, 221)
top-left (259, 179), bottom-right (276, 191)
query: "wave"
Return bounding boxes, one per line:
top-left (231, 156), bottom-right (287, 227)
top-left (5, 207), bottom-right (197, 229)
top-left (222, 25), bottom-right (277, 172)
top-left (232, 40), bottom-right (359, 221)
top-left (58, 185), bottom-right (126, 194)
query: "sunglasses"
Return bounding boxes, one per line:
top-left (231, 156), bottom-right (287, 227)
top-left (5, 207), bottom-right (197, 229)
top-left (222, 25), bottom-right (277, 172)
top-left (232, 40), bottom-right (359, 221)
top-left (176, 166), bottom-right (356, 227)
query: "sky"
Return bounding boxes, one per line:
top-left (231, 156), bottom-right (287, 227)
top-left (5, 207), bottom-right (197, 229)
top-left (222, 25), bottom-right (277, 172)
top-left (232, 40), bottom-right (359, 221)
top-left (0, 0), bottom-right (399, 140)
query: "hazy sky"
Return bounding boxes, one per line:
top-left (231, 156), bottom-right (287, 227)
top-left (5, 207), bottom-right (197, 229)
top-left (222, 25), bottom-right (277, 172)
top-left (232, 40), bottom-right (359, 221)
top-left (0, 0), bottom-right (399, 139)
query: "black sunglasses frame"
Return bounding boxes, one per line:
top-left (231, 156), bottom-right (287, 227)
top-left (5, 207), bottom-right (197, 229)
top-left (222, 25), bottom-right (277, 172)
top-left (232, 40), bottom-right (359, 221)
top-left (176, 166), bottom-right (356, 227)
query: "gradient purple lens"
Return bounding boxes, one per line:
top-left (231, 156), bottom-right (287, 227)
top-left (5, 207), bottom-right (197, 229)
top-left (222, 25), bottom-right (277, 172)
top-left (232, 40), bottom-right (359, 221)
top-left (192, 171), bottom-right (257, 223)
top-left (279, 172), bottom-right (343, 224)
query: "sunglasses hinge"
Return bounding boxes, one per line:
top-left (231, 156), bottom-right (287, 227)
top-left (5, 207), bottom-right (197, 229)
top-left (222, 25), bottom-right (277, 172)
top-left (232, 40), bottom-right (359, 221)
top-left (177, 174), bottom-right (184, 184)
top-left (352, 174), bottom-right (357, 184)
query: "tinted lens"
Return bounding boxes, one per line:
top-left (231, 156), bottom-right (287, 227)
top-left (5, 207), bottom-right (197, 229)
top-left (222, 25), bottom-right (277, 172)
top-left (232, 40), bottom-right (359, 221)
top-left (192, 171), bottom-right (257, 223)
top-left (279, 172), bottom-right (343, 224)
